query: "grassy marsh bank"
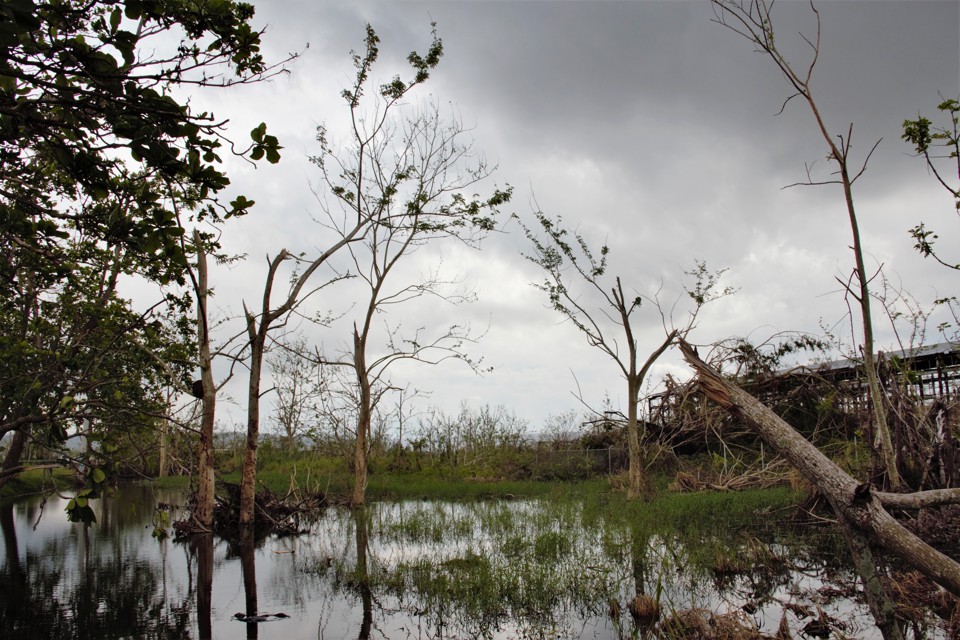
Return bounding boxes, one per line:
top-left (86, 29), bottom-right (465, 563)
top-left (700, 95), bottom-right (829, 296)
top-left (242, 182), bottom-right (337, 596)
top-left (0, 467), bottom-right (77, 501)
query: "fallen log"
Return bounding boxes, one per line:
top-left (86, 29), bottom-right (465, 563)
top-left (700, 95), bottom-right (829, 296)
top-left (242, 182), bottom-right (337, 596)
top-left (678, 339), bottom-right (960, 596)
top-left (876, 487), bottom-right (960, 511)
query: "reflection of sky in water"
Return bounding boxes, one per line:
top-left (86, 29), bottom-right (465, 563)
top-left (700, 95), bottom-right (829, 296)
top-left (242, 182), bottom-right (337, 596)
top-left (0, 487), bottom-right (947, 639)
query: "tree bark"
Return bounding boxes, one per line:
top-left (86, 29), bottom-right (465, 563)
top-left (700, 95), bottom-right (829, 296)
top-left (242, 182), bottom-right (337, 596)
top-left (193, 231), bottom-right (216, 531)
top-left (625, 329), bottom-right (678, 499)
top-left (678, 338), bottom-right (960, 596)
top-left (352, 326), bottom-right (371, 507)
top-left (159, 388), bottom-right (172, 478)
top-left (240, 328), bottom-right (264, 526)
top-left (839, 157), bottom-right (899, 491)
top-left (0, 431), bottom-right (27, 491)
top-left (876, 488), bottom-right (960, 510)
top-left (158, 417), bottom-right (169, 479)
top-left (626, 375), bottom-right (642, 499)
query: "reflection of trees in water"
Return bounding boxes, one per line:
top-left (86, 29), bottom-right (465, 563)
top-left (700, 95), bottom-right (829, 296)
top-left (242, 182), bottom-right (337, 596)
top-left (0, 498), bottom-right (195, 640)
top-left (304, 500), bottom-right (878, 639)
top-left (354, 508), bottom-right (373, 640)
top-left (260, 535), bottom-right (325, 622)
top-left (190, 533), bottom-right (214, 640)
top-left (1, 491), bottom-right (924, 638)
top-left (0, 502), bottom-right (192, 639)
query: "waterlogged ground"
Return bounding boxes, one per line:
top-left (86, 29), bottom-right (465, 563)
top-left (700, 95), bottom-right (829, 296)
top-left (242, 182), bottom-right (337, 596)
top-left (0, 484), bottom-right (951, 639)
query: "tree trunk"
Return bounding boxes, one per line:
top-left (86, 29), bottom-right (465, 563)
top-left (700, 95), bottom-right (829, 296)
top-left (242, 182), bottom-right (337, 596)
top-left (192, 231), bottom-right (216, 531)
top-left (352, 327), bottom-right (371, 507)
top-left (0, 431), bottom-right (26, 491)
top-left (158, 417), bottom-right (168, 479)
top-left (626, 329), bottom-right (677, 499)
top-left (678, 338), bottom-right (960, 596)
top-left (626, 376), bottom-right (643, 499)
top-left (839, 161), bottom-right (900, 491)
top-left (240, 335), bottom-right (264, 526)
top-left (158, 387), bottom-right (173, 479)
top-left (352, 388), bottom-right (371, 507)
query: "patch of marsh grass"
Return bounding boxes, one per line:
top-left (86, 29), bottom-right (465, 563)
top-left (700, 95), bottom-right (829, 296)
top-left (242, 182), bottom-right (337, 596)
top-left (302, 486), bottom-right (842, 639)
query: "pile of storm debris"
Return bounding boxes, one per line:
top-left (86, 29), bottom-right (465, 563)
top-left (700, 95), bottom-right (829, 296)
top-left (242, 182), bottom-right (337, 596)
top-left (173, 481), bottom-right (328, 539)
top-left (213, 482), bottom-right (326, 536)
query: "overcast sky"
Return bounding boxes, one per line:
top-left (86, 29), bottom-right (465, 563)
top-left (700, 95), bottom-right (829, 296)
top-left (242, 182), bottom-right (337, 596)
top-left (186, 1), bottom-right (960, 434)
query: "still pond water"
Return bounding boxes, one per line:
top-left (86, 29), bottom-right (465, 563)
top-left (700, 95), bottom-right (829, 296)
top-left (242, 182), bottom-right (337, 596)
top-left (0, 484), bottom-right (946, 639)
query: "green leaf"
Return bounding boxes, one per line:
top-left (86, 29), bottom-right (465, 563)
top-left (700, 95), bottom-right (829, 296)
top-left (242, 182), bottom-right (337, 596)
top-left (125, 1), bottom-right (142, 20)
top-left (230, 195), bottom-right (254, 211)
top-left (109, 8), bottom-right (122, 33)
top-left (92, 467), bottom-right (106, 484)
top-left (5, 0), bottom-right (41, 30)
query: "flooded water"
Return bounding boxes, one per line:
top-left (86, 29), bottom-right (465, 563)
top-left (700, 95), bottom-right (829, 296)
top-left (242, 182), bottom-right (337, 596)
top-left (0, 484), bottom-right (950, 639)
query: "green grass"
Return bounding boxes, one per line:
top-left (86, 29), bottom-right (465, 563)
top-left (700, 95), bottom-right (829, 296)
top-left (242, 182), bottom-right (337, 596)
top-left (364, 473), bottom-right (599, 501)
top-left (325, 487), bottom-right (814, 638)
top-left (148, 459), bottom-right (799, 520)
top-left (217, 470), bottom-right (603, 501)
top-left (143, 475), bottom-right (191, 490)
top-left (631, 484), bottom-right (800, 526)
top-left (8, 445), bottom-right (802, 522)
top-left (0, 467), bottom-right (77, 501)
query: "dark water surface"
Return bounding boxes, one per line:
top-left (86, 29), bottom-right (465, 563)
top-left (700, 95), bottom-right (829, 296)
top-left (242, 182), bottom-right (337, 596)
top-left (0, 484), bottom-right (949, 639)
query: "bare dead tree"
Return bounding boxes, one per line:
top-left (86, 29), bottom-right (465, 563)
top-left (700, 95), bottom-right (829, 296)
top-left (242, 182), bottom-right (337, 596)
top-left (710, 0), bottom-right (901, 489)
top-left (267, 334), bottom-right (324, 453)
top-left (235, 250), bottom-right (352, 526)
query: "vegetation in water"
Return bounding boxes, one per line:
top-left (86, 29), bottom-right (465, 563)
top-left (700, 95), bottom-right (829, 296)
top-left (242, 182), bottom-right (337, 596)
top-left (297, 494), bottom-right (954, 639)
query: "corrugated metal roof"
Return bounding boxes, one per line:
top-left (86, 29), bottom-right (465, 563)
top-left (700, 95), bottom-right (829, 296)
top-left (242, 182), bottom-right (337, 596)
top-left (812, 341), bottom-right (960, 373)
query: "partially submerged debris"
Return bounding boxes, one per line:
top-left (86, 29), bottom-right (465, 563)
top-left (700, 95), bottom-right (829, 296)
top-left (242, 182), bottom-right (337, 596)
top-left (902, 505), bottom-right (960, 556)
top-left (213, 482), bottom-right (325, 537)
top-left (174, 481), bottom-right (327, 539)
top-left (627, 594), bottom-right (660, 628)
top-left (658, 608), bottom-right (772, 639)
top-left (883, 571), bottom-right (959, 633)
top-left (233, 611), bottom-right (290, 623)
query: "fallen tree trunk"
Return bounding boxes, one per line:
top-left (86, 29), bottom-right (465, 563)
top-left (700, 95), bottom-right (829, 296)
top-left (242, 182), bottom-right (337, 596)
top-left (876, 488), bottom-right (960, 511)
top-left (678, 339), bottom-right (960, 596)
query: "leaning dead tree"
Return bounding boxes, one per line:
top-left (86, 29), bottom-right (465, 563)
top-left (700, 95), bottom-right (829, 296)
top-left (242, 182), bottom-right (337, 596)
top-left (679, 338), bottom-right (960, 638)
